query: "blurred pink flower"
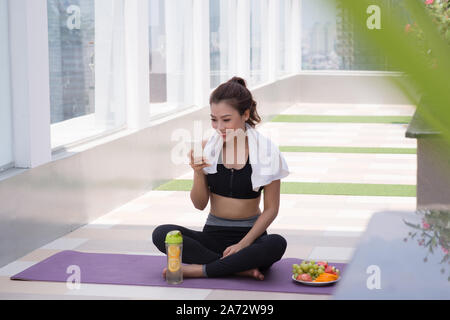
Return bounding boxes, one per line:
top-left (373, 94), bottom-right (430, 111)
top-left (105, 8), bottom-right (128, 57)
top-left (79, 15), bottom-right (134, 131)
top-left (422, 220), bottom-right (431, 229)
top-left (443, 247), bottom-right (449, 255)
top-left (425, 0), bottom-right (434, 5)
top-left (405, 24), bottom-right (412, 33)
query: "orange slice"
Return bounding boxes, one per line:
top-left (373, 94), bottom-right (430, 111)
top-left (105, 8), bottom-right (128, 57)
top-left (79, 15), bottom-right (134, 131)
top-left (168, 258), bottom-right (181, 272)
top-left (167, 245), bottom-right (181, 258)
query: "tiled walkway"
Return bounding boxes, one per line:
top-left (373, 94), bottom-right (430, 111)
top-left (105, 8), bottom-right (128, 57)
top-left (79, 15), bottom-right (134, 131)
top-left (0, 102), bottom-right (417, 300)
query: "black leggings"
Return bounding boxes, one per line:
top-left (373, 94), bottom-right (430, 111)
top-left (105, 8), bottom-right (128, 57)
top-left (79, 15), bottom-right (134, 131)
top-left (152, 224), bottom-right (287, 278)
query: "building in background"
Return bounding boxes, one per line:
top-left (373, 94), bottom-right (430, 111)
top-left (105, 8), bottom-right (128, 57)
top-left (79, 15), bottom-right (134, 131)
top-left (47, 0), bottom-right (95, 124)
top-left (303, 0), bottom-right (406, 71)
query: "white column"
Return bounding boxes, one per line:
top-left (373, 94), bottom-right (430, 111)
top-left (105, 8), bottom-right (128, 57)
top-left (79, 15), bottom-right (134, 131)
top-left (0, 0), bottom-right (13, 168)
top-left (236, 0), bottom-right (250, 81)
top-left (124, 0), bottom-right (150, 129)
top-left (182, 0), bottom-right (194, 108)
top-left (95, 0), bottom-right (113, 129)
top-left (9, 0), bottom-right (51, 168)
top-left (260, 0), bottom-right (270, 82)
top-left (218, 0), bottom-right (231, 83)
top-left (165, 0), bottom-right (184, 111)
top-left (289, 0), bottom-right (302, 73)
top-left (266, 0), bottom-right (279, 83)
top-left (192, 0), bottom-right (210, 108)
top-left (165, 0), bottom-right (194, 110)
top-left (224, 0), bottom-right (236, 79)
top-left (283, 0), bottom-right (292, 74)
top-left (95, 0), bottom-right (127, 129)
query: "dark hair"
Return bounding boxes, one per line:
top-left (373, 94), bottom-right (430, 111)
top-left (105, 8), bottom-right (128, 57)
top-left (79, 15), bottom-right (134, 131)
top-left (209, 76), bottom-right (262, 128)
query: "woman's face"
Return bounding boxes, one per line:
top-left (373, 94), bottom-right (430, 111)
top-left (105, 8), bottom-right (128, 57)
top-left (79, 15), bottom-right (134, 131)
top-left (210, 102), bottom-right (249, 142)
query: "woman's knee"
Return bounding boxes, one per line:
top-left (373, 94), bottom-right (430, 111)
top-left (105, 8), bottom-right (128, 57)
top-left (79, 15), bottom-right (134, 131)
top-left (266, 234), bottom-right (287, 258)
top-left (152, 224), bottom-right (176, 248)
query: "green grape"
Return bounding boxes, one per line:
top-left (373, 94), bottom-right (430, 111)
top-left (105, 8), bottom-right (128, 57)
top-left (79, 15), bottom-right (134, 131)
top-left (309, 268), bottom-right (314, 274)
top-left (302, 265), bottom-right (309, 272)
top-left (294, 273), bottom-right (298, 278)
top-left (318, 269), bottom-right (324, 275)
top-left (313, 264), bottom-right (319, 270)
top-left (310, 260), bottom-right (315, 265)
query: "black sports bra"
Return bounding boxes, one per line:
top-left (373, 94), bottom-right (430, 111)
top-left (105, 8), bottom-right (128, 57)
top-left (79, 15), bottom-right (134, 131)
top-left (206, 149), bottom-right (264, 199)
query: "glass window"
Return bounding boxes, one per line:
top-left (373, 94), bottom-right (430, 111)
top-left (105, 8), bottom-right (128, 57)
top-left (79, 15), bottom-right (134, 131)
top-left (149, 0), bottom-right (194, 118)
top-left (0, 0), bottom-right (14, 170)
top-left (48, 0), bottom-right (127, 149)
top-left (149, 0), bottom-right (167, 104)
top-left (209, 0), bottom-right (229, 89)
top-left (249, 0), bottom-right (263, 86)
top-left (301, 0), bottom-right (340, 70)
top-left (151, 0), bottom-right (194, 118)
top-left (302, 0), bottom-right (403, 71)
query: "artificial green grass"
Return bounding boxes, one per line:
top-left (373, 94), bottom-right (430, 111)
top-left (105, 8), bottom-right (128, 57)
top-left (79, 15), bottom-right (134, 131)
top-left (278, 146), bottom-right (416, 154)
top-left (155, 180), bottom-right (416, 197)
top-left (271, 115), bottom-right (412, 124)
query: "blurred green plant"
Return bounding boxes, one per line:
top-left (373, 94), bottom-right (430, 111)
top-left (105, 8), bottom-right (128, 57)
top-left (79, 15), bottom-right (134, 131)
top-left (336, 0), bottom-right (450, 149)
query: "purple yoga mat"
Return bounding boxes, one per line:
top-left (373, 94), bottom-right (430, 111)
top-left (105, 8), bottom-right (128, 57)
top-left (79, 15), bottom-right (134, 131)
top-left (11, 250), bottom-right (346, 295)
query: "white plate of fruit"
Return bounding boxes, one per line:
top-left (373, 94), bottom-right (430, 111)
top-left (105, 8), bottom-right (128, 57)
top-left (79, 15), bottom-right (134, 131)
top-left (292, 260), bottom-right (340, 286)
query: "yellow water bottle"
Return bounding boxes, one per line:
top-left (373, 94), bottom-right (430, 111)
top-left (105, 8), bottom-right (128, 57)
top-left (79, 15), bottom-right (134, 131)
top-left (165, 230), bottom-right (183, 284)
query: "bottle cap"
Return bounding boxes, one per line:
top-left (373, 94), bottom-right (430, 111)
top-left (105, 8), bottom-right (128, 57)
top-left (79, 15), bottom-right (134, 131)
top-left (165, 230), bottom-right (183, 244)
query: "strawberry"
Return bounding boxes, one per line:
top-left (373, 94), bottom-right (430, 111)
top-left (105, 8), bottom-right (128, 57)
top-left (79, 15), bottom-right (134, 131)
top-left (300, 273), bottom-right (312, 282)
top-left (325, 266), bottom-right (333, 274)
top-left (317, 261), bottom-right (328, 268)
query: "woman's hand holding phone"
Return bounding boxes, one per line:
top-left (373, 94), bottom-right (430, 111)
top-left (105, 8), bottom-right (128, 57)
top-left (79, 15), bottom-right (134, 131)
top-left (187, 148), bottom-right (211, 174)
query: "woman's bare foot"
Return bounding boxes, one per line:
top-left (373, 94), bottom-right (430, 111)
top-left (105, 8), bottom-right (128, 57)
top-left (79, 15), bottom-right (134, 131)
top-left (236, 268), bottom-right (264, 280)
top-left (162, 265), bottom-right (264, 280)
top-left (162, 264), bottom-right (204, 279)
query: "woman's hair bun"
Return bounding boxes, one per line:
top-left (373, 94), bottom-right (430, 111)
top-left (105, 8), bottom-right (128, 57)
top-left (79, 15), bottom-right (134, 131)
top-left (228, 76), bottom-right (247, 88)
top-left (210, 76), bottom-right (261, 128)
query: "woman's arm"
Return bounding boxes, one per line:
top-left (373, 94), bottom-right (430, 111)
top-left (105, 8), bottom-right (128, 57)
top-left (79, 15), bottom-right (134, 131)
top-left (190, 140), bottom-right (210, 210)
top-left (190, 171), bottom-right (210, 210)
top-left (222, 179), bottom-right (280, 257)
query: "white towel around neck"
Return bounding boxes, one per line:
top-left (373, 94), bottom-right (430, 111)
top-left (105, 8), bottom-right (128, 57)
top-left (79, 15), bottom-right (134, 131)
top-left (202, 122), bottom-right (290, 192)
